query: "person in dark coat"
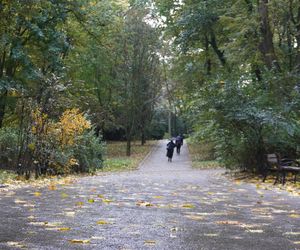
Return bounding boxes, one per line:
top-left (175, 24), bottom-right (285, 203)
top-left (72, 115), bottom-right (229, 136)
top-left (175, 135), bottom-right (183, 154)
top-left (166, 140), bottom-right (176, 162)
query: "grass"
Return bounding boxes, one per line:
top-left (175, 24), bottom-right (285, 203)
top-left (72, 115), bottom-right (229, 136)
top-left (0, 169), bottom-right (17, 184)
top-left (102, 140), bottom-right (157, 172)
top-left (187, 141), bottom-right (220, 169)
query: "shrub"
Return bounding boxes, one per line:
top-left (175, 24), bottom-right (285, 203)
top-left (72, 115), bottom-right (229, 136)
top-left (72, 130), bottom-right (105, 173)
top-left (3, 107), bottom-right (105, 177)
top-left (0, 127), bottom-right (19, 169)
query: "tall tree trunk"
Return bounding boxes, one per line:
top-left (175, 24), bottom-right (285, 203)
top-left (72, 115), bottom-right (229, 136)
top-left (126, 136), bottom-right (131, 156)
top-left (0, 90), bottom-right (7, 128)
top-left (208, 31), bottom-right (226, 67)
top-left (141, 129), bottom-right (146, 146)
top-left (204, 35), bottom-right (211, 75)
top-left (258, 0), bottom-right (280, 71)
top-left (168, 110), bottom-right (172, 137)
top-left (295, 39), bottom-right (300, 71)
top-left (291, 5), bottom-right (300, 71)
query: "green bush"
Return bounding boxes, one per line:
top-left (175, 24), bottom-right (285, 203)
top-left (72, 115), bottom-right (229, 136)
top-left (0, 127), bottom-right (19, 169)
top-left (73, 130), bottom-right (105, 173)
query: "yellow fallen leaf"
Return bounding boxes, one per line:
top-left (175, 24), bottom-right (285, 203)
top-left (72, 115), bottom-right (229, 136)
top-left (96, 220), bottom-right (109, 225)
top-left (97, 194), bottom-right (104, 198)
top-left (144, 240), bottom-right (156, 245)
top-left (34, 192), bottom-right (41, 197)
top-left (153, 196), bottom-right (163, 199)
top-left (88, 199), bottom-right (95, 203)
top-left (182, 204), bottom-right (195, 209)
top-left (289, 214), bottom-right (300, 218)
top-left (136, 201), bottom-right (153, 207)
top-left (76, 201), bottom-right (84, 206)
top-left (102, 199), bottom-right (113, 203)
top-left (61, 192), bottom-right (69, 198)
top-left (48, 184), bottom-right (57, 191)
top-left (58, 227), bottom-right (71, 231)
top-left (69, 239), bottom-right (90, 244)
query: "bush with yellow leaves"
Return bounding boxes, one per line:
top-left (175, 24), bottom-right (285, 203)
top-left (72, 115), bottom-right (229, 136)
top-left (27, 107), bottom-right (103, 176)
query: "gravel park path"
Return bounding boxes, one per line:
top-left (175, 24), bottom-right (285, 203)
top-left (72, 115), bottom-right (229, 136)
top-left (0, 140), bottom-right (300, 250)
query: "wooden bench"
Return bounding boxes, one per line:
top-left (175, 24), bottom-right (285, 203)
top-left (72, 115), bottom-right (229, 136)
top-left (263, 153), bottom-right (300, 185)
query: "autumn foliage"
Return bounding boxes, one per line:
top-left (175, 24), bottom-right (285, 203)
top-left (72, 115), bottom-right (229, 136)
top-left (0, 107), bottom-right (103, 178)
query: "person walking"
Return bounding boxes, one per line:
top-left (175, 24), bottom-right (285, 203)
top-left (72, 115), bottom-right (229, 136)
top-left (175, 135), bottom-right (183, 154)
top-left (166, 139), bottom-right (176, 162)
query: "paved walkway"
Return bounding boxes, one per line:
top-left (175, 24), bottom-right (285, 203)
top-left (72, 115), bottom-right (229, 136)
top-left (0, 140), bottom-right (300, 249)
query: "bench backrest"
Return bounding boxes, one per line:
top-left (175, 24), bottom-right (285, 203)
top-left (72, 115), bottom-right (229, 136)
top-left (265, 153), bottom-right (282, 169)
top-left (267, 154), bottom-right (278, 164)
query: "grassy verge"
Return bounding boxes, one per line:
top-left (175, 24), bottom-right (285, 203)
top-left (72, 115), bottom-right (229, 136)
top-left (0, 170), bottom-right (17, 184)
top-left (187, 141), bottom-right (220, 169)
top-left (103, 140), bottom-right (157, 172)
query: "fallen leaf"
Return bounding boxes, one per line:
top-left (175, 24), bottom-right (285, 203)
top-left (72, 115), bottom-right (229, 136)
top-left (69, 239), bottom-right (90, 244)
top-left (48, 184), bottom-right (57, 191)
top-left (289, 214), bottom-right (300, 218)
top-left (136, 201), bottom-right (153, 207)
top-left (88, 199), bottom-right (95, 203)
top-left (76, 201), bottom-right (84, 206)
top-left (102, 199), bottom-right (113, 204)
top-left (153, 196), bottom-right (163, 199)
top-left (61, 193), bottom-right (69, 198)
top-left (96, 220), bottom-right (109, 225)
top-left (144, 240), bottom-right (156, 246)
top-left (58, 227), bottom-right (71, 231)
top-left (216, 220), bottom-right (241, 225)
top-left (34, 192), bottom-right (41, 197)
top-left (182, 204), bottom-right (195, 209)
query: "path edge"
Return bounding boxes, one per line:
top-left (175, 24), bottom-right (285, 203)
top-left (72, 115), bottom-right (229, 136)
top-left (137, 140), bottom-right (160, 169)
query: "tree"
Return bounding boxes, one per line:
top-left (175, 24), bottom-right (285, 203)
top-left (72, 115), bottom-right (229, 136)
top-left (116, 4), bottom-right (162, 155)
top-left (154, 0), bottom-right (300, 171)
top-left (0, 0), bottom-right (83, 127)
